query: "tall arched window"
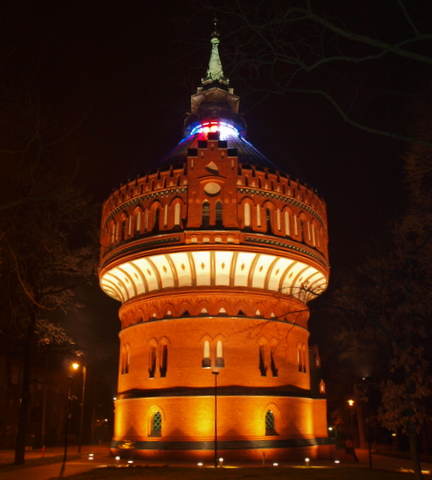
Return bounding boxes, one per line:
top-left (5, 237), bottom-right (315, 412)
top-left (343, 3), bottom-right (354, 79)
top-left (202, 201), bottom-right (210, 228)
top-left (121, 216), bottom-right (127, 240)
top-left (302, 344), bottom-right (307, 373)
top-left (136, 209), bottom-right (142, 234)
top-left (160, 344), bottom-right (168, 378)
top-left (215, 340), bottom-right (224, 367)
top-left (259, 345), bottom-right (267, 377)
top-left (126, 345), bottom-right (130, 374)
top-left (153, 208), bottom-right (160, 232)
top-left (202, 340), bottom-right (211, 368)
top-left (144, 209), bottom-right (149, 231)
top-left (270, 351), bottom-right (278, 377)
top-left (284, 211), bottom-right (291, 237)
top-left (121, 345), bottom-right (130, 375)
top-left (149, 345), bottom-right (157, 378)
top-left (215, 201), bottom-right (223, 227)
top-left (120, 346), bottom-right (126, 375)
top-left (164, 204), bottom-right (168, 227)
top-left (256, 204), bottom-right (261, 227)
top-left (151, 411), bottom-right (162, 437)
top-left (244, 203), bottom-right (251, 228)
top-left (174, 203), bottom-right (181, 227)
top-left (266, 208), bottom-right (272, 233)
top-left (109, 220), bottom-right (116, 244)
top-left (265, 410), bottom-right (276, 435)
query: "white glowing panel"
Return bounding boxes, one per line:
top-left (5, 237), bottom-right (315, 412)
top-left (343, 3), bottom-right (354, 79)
top-left (128, 262), bottom-right (147, 295)
top-left (251, 254), bottom-right (275, 289)
top-left (171, 252), bottom-right (192, 287)
top-left (132, 258), bottom-right (159, 291)
top-left (191, 251), bottom-right (211, 286)
top-left (215, 251), bottom-right (233, 286)
top-left (233, 252), bottom-right (256, 287)
top-left (101, 272), bottom-right (128, 302)
top-left (120, 263), bottom-right (145, 296)
top-left (100, 278), bottom-right (122, 302)
top-left (149, 256), bottom-right (174, 289)
top-left (267, 257), bottom-right (294, 291)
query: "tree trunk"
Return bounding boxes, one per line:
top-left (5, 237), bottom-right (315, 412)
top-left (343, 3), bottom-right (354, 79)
top-left (409, 424), bottom-right (423, 480)
top-left (14, 310), bottom-right (36, 465)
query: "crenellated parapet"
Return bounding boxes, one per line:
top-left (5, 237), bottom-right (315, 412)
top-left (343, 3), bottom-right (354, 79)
top-left (100, 141), bottom-right (328, 264)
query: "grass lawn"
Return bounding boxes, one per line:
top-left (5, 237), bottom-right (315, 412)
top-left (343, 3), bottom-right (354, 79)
top-left (64, 465), bottom-right (418, 480)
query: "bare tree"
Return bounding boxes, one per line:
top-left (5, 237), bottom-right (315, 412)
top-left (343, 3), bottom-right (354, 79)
top-left (202, 0), bottom-right (432, 147)
top-left (0, 88), bottom-right (98, 464)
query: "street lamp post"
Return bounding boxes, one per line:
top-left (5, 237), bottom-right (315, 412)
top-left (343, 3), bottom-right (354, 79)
top-left (59, 373), bottom-right (75, 478)
top-left (212, 371), bottom-right (219, 468)
top-left (77, 365), bottom-right (87, 453)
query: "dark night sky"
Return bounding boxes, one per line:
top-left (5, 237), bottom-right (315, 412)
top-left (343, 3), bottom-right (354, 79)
top-left (2, 1), bottom-right (419, 391)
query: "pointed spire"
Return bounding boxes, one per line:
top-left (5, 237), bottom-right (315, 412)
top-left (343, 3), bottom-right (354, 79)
top-left (202, 18), bottom-right (229, 86)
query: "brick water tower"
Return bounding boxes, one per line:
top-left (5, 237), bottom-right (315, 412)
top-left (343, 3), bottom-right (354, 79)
top-left (99, 29), bottom-right (331, 462)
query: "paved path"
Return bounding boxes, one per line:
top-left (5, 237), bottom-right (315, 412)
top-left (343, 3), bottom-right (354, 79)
top-left (0, 445), bottom-right (113, 480)
top-left (0, 446), bottom-right (432, 479)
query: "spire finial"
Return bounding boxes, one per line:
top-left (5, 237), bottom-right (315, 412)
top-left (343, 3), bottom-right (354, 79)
top-left (201, 18), bottom-right (229, 86)
top-left (212, 17), bottom-right (219, 38)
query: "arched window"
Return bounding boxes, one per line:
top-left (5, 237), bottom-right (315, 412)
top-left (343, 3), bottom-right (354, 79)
top-left (265, 410), bottom-right (276, 435)
top-left (160, 344), bottom-right (168, 378)
top-left (299, 215), bottom-right (306, 242)
top-left (164, 204), bottom-right (168, 227)
top-left (149, 345), bottom-right (157, 378)
top-left (109, 220), bottom-right (116, 244)
top-left (151, 411), bottom-right (162, 437)
top-left (256, 204), bottom-right (261, 227)
top-left (276, 209), bottom-right (281, 231)
top-left (174, 203), bottom-right (181, 227)
top-left (153, 208), bottom-right (160, 232)
top-left (244, 203), bottom-right (251, 228)
top-left (284, 211), bottom-right (290, 237)
top-left (302, 344), bottom-right (307, 373)
top-left (270, 351), bottom-right (278, 377)
top-left (121, 345), bottom-right (130, 375)
top-left (202, 201), bottom-right (210, 228)
top-left (202, 340), bottom-right (211, 368)
top-left (297, 343), bottom-right (302, 372)
top-left (120, 346), bottom-right (126, 375)
top-left (121, 216), bottom-right (127, 240)
top-left (215, 340), bottom-right (224, 367)
top-left (266, 208), bottom-right (272, 233)
top-left (136, 209), bottom-right (142, 234)
top-left (320, 379), bottom-right (326, 394)
top-left (144, 209), bottom-right (149, 231)
top-left (259, 345), bottom-right (267, 377)
top-left (215, 201), bottom-right (223, 227)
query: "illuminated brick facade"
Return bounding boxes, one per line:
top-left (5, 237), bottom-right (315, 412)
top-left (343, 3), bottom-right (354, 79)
top-left (99, 31), bottom-right (331, 462)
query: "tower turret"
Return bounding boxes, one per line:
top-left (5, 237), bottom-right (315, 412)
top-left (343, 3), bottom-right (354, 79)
top-left (99, 29), bottom-right (331, 462)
